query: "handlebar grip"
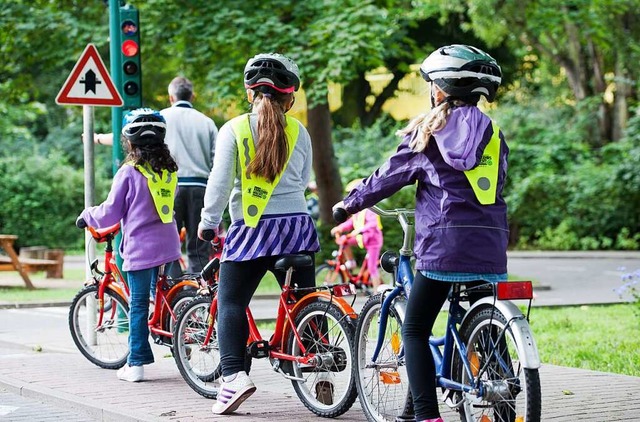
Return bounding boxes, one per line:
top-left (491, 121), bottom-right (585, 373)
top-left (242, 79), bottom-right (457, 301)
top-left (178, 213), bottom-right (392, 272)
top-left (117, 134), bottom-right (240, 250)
top-left (201, 229), bottom-right (216, 242)
top-left (333, 207), bottom-right (349, 224)
top-left (76, 217), bottom-right (87, 229)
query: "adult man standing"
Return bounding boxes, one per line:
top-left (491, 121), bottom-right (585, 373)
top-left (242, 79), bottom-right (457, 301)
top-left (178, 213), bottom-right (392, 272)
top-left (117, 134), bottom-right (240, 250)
top-left (161, 77), bottom-right (218, 276)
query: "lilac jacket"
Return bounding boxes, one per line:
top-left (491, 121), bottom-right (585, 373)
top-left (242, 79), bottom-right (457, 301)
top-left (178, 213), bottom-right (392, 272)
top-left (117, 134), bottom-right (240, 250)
top-left (343, 106), bottom-right (509, 273)
top-left (79, 165), bottom-right (182, 272)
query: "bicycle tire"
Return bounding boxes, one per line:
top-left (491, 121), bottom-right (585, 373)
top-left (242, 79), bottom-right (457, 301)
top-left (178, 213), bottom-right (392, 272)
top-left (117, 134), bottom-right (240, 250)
top-left (284, 299), bottom-right (357, 417)
top-left (154, 287), bottom-right (197, 346)
top-left (68, 284), bottom-right (130, 369)
top-left (454, 306), bottom-right (541, 422)
top-left (172, 295), bottom-right (221, 399)
top-left (315, 263), bottom-right (347, 285)
top-left (354, 293), bottom-right (410, 422)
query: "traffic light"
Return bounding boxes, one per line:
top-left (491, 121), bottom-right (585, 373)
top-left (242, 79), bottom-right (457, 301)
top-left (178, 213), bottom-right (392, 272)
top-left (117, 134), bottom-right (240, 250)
top-left (119, 5), bottom-right (141, 109)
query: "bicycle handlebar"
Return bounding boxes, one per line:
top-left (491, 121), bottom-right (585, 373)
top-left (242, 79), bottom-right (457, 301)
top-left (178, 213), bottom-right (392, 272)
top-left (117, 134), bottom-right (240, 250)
top-left (332, 207), bottom-right (349, 224)
top-left (76, 217), bottom-right (87, 229)
top-left (201, 229), bottom-right (216, 241)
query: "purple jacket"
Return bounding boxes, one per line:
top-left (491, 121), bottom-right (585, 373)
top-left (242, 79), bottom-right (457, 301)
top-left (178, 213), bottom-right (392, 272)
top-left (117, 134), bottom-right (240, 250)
top-left (343, 106), bottom-right (509, 273)
top-left (80, 165), bottom-right (181, 272)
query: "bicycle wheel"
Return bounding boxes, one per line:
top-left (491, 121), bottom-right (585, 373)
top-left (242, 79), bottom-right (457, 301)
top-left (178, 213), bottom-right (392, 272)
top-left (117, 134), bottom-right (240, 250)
top-left (354, 293), bottom-right (410, 422)
top-left (315, 263), bottom-right (346, 285)
top-left (172, 295), bottom-right (221, 399)
top-left (454, 307), bottom-right (541, 422)
top-left (156, 287), bottom-right (197, 346)
top-left (68, 284), bottom-right (130, 369)
top-left (286, 300), bottom-right (357, 417)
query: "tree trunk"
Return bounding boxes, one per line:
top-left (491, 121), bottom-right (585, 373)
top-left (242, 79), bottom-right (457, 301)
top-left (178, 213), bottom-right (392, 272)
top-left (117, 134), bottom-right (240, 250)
top-left (307, 101), bottom-right (344, 226)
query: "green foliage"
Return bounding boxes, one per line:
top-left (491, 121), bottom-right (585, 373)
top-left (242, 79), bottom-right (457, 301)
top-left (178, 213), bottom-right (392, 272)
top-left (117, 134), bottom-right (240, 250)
top-left (0, 153), bottom-right (109, 250)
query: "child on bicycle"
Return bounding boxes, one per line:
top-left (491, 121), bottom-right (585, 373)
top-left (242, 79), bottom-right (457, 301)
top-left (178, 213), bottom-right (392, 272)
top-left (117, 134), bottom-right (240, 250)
top-left (333, 44), bottom-right (508, 422)
top-left (77, 108), bottom-right (181, 383)
top-left (198, 53), bottom-right (319, 415)
top-left (330, 179), bottom-right (384, 291)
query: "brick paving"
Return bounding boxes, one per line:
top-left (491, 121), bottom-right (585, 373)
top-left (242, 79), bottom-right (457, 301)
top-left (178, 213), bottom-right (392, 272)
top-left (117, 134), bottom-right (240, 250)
top-left (1, 348), bottom-right (640, 422)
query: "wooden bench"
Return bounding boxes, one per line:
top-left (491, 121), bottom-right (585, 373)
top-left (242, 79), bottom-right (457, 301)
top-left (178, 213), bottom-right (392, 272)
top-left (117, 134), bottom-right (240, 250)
top-left (0, 235), bottom-right (65, 289)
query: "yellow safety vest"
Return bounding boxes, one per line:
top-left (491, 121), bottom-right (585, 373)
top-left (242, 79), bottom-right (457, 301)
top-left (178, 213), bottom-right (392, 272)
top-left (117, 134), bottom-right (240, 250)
top-left (126, 162), bottom-right (177, 224)
top-left (463, 122), bottom-right (501, 205)
top-left (353, 211), bottom-right (382, 249)
top-left (230, 114), bottom-right (300, 228)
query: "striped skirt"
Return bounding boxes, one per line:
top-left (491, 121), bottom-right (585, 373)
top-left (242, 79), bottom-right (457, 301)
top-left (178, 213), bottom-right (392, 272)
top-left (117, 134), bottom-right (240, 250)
top-left (222, 213), bottom-right (320, 262)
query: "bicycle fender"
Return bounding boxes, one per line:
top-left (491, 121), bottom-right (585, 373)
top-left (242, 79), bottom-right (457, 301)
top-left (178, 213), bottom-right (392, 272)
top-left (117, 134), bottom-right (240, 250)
top-left (105, 282), bottom-right (127, 303)
top-left (281, 292), bottom-right (358, 346)
top-left (464, 298), bottom-right (541, 369)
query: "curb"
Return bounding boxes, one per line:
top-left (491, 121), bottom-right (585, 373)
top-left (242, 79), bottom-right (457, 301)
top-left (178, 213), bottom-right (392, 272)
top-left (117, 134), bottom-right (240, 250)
top-left (0, 375), bottom-right (158, 422)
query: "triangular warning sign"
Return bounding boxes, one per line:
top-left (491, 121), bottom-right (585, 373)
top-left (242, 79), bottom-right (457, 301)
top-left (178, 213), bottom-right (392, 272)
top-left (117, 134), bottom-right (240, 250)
top-left (56, 44), bottom-right (123, 107)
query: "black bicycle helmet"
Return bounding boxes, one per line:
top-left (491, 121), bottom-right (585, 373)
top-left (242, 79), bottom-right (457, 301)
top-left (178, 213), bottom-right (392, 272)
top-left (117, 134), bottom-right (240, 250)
top-left (420, 44), bottom-right (502, 102)
top-left (121, 108), bottom-right (166, 145)
top-left (244, 53), bottom-right (300, 94)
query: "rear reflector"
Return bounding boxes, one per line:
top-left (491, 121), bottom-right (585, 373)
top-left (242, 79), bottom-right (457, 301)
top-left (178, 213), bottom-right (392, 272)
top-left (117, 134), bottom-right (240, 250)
top-left (333, 283), bottom-right (357, 297)
top-left (496, 281), bottom-right (533, 300)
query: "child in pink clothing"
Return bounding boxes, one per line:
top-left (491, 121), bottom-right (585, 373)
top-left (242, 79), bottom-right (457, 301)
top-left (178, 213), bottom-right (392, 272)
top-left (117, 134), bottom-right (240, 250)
top-left (330, 207), bottom-right (384, 289)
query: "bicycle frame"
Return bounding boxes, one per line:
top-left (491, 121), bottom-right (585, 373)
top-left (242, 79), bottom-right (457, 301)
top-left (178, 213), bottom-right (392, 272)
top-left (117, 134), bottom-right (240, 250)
top-left (87, 224), bottom-right (199, 341)
top-left (202, 268), bottom-right (358, 370)
top-left (324, 234), bottom-right (372, 288)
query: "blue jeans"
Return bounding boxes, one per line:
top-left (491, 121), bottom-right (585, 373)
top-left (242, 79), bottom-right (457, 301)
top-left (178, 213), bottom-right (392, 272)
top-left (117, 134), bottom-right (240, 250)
top-left (127, 267), bottom-right (157, 366)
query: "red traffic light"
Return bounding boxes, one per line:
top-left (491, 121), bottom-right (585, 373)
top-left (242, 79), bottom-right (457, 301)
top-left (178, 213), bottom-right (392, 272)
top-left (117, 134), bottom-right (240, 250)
top-left (122, 40), bottom-right (139, 57)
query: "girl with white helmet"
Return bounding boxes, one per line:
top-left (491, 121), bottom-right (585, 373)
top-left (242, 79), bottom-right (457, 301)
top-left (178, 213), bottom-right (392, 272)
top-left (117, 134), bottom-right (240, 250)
top-left (199, 53), bottom-right (319, 414)
top-left (333, 44), bottom-right (508, 422)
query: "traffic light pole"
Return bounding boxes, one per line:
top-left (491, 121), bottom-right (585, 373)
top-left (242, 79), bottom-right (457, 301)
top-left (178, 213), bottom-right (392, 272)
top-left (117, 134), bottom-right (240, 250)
top-left (108, 0), bottom-right (124, 173)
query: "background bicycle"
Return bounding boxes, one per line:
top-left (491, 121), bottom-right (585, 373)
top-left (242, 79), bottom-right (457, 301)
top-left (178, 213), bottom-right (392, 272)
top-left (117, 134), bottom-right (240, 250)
top-left (315, 233), bottom-right (384, 294)
top-left (69, 220), bottom-right (200, 369)
top-left (335, 205), bottom-right (541, 422)
top-left (172, 235), bottom-right (359, 418)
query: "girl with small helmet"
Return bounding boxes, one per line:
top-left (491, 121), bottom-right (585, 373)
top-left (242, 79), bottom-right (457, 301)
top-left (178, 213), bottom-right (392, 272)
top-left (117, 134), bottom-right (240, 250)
top-left (198, 53), bottom-right (319, 414)
top-left (333, 44), bottom-right (508, 422)
top-left (78, 108), bottom-right (181, 382)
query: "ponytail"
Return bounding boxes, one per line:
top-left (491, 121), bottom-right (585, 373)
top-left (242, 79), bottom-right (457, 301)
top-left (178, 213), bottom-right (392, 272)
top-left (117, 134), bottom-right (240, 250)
top-left (248, 92), bottom-right (293, 182)
top-left (397, 98), bottom-right (467, 153)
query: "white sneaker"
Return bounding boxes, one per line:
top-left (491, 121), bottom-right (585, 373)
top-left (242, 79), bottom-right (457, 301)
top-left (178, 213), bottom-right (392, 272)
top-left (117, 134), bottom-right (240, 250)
top-left (211, 371), bottom-right (256, 415)
top-left (117, 364), bottom-right (144, 382)
top-left (314, 373), bottom-right (334, 405)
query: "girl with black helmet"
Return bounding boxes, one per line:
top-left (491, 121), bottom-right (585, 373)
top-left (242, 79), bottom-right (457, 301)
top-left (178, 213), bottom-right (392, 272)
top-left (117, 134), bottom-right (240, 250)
top-left (333, 44), bottom-right (508, 422)
top-left (198, 53), bottom-right (319, 414)
top-left (78, 108), bottom-right (181, 382)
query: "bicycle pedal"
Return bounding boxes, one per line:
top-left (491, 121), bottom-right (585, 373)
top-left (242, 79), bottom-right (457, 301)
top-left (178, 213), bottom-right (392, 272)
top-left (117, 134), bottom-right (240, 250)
top-left (247, 340), bottom-right (270, 358)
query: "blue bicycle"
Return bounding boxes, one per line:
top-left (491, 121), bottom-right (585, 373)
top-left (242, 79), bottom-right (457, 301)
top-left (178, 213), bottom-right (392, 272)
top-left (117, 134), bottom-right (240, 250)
top-left (336, 205), bottom-right (541, 422)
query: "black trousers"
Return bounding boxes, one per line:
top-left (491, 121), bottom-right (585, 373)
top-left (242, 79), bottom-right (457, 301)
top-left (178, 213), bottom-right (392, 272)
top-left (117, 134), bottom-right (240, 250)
top-left (168, 185), bottom-right (211, 276)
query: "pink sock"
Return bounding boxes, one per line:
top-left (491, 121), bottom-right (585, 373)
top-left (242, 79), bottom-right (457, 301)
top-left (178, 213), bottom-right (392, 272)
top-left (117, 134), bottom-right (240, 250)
top-left (418, 418), bottom-right (444, 422)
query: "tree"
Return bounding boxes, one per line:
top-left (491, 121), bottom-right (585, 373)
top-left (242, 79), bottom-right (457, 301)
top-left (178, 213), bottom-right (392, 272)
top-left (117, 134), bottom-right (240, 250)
top-left (419, 0), bottom-right (640, 145)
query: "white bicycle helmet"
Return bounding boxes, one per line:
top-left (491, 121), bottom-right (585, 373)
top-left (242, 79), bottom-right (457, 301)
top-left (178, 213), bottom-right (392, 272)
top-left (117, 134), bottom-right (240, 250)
top-left (244, 53), bottom-right (300, 94)
top-left (420, 44), bottom-right (502, 102)
top-left (121, 108), bottom-right (166, 145)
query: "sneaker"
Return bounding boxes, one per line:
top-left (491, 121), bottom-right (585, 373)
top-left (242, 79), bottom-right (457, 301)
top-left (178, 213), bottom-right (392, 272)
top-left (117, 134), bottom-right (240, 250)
top-left (211, 371), bottom-right (256, 415)
top-left (314, 374), bottom-right (334, 405)
top-left (417, 418), bottom-right (444, 422)
top-left (117, 364), bottom-right (144, 382)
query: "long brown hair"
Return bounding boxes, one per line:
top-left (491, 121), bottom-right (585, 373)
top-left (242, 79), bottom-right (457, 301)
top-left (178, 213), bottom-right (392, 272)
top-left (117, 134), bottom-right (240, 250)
top-left (124, 139), bottom-right (178, 174)
top-left (247, 91), bottom-right (293, 182)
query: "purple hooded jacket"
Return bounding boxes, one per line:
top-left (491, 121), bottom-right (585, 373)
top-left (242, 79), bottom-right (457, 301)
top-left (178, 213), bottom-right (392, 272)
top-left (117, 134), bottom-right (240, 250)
top-left (343, 106), bottom-right (509, 274)
top-left (79, 165), bottom-right (181, 272)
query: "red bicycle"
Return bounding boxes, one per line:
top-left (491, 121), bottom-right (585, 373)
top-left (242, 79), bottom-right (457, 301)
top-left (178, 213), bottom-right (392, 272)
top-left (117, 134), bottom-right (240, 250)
top-left (172, 247), bottom-right (359, 417)
top-left (315, 233), bottom-right (380, 293)
top-left (68, 221), bottom-right (201, 369)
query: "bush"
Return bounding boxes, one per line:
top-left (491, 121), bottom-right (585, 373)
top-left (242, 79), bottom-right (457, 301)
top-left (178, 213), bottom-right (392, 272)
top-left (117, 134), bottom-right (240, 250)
top-left (0, 153), bottom-right (109, 250)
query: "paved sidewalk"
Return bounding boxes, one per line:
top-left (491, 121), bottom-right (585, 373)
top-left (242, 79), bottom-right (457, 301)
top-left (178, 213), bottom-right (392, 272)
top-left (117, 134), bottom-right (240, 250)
top-left (1, 346), bottom-right (640, 422)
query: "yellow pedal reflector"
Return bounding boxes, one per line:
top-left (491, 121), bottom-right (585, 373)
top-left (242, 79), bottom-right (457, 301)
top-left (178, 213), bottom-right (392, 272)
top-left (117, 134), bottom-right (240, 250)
top-left (468, 351), bottom-right (480, 377)
top-left (515, 417), bottom-right (524, 422)
top-left (391, 332), bottom-right (401, 354)
top-left (379, 371), bottom-right (401, 384)
top-left (479, 416), bottom-right (492, 422)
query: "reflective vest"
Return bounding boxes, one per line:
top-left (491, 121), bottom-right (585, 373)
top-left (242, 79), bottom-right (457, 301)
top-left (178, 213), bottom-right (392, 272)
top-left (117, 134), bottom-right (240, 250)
top-left (126, 162), bottom-right (177, 224)
top-left (230, 114), bottom-right (300, 227)
top-left (353, 210), bottom-right (382, 248)
top-left (463, 122), bottom-right (501, 205)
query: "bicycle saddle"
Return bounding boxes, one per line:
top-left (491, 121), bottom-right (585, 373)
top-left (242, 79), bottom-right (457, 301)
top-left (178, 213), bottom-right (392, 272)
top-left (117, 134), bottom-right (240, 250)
top-left (88, 223), bottom-right (121, 242)
top-left (274, 254), bottom-right (313, 271)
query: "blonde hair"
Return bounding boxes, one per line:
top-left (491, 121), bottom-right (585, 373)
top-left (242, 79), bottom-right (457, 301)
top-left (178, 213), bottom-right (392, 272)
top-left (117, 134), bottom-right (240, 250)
top-left (247, 91), bottom-right (294, 182)
top-left (396, 94), bottom-right (467, 153)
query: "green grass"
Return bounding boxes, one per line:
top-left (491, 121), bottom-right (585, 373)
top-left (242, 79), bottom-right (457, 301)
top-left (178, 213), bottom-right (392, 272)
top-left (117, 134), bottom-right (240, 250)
top-left (0, 285), bottom-right (80, 303)
top-left (431, 303), bottom-right (640, 377)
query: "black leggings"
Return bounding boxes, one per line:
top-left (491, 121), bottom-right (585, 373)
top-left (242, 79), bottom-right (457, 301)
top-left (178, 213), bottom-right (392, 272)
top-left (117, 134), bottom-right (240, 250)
top-left (403, 272), bottom-right (451, 420)
top-left (216, 253), bottom-right (315, 377)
